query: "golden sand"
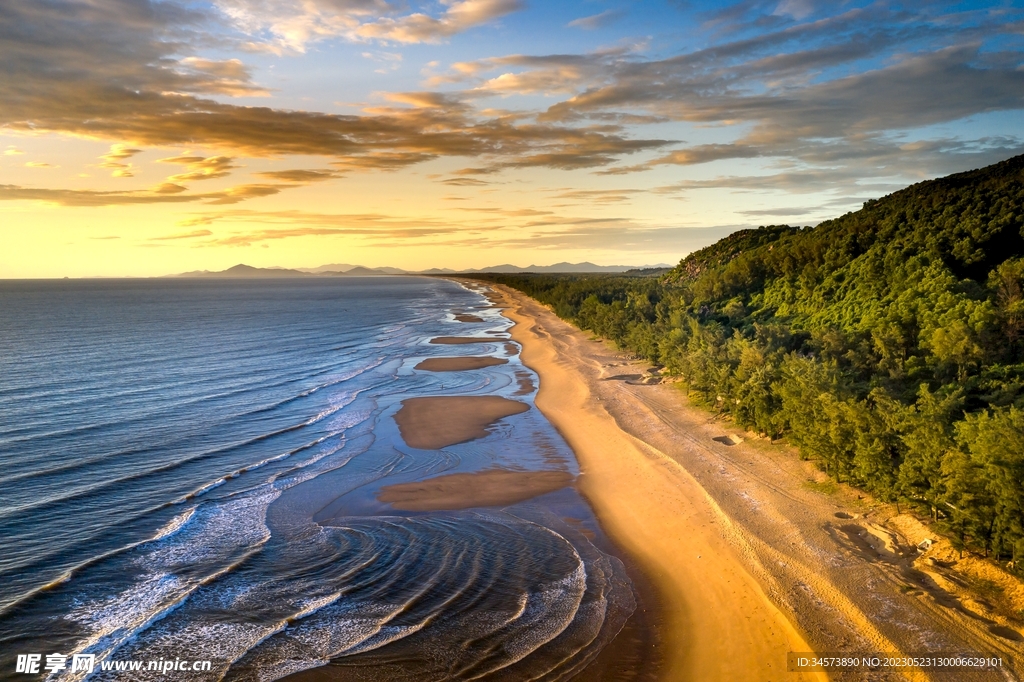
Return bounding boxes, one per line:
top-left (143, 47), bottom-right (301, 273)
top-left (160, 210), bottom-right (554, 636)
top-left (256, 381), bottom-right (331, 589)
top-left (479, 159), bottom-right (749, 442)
top-left (492, 283), bottom-right (824, 682)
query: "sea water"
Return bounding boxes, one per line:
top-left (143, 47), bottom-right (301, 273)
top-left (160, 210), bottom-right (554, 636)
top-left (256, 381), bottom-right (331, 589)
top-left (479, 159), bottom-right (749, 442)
top-left (0, 277), bottom-right (638, 681)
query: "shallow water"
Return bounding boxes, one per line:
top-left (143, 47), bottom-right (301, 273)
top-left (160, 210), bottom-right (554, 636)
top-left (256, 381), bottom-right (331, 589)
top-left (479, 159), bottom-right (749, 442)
top-left (0, 277), bottom-right (639, 680)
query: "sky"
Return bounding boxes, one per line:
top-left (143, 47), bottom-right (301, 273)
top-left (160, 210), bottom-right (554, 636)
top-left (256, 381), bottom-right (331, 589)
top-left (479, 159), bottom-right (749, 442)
top-left (2, 0), bottom-right (1023, 277)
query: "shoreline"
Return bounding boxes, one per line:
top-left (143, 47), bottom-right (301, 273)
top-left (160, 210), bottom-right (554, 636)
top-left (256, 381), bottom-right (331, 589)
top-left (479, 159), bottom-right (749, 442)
top-left (482, 278), bottom-right (1024, 682)
top-left (489, 282), bottom-right (822, 681)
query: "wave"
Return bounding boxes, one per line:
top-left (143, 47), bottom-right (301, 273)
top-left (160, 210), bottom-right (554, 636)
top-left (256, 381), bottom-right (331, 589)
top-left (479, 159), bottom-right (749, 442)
top-left (0, 357), bottom-right (382, 473)
top-left (37, 507), bottom-right (628, 682)
top-left (44, 489), bottom-right (279, 680)
top-left (3, 278), bottom-right (638, 681)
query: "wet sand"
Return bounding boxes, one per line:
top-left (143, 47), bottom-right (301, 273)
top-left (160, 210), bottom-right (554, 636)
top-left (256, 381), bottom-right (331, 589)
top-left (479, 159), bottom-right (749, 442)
top-left (394, 395), bottom-right (529, 449)
top-left (414, 356), bottom-right (508, 371)
top-left (513, 371), bottom-right (535, 395)
top-left (454, 313), bottom-right (485, 322)
top-left (429, 336), bottom-right (493, 345)
top-left (378, 468), bottom-right (574, 511)
top-left (486, 282), bottom-right (825, 682)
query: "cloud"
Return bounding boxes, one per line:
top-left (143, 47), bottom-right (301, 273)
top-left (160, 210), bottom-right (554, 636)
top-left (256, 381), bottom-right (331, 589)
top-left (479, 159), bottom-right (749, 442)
top-left (430, 52), bottom-right (621, 93)
top-left (0, 181), bottom-right (286, 207)
top-left (214, 0), bottom-right (522, 51)
top-left (213, 0), bottom-right (374, 52)
top-left (255, 169), bottom-right (340, 182)
top-left (204, 183), bottom-right (282, 204)
top-left (3, 0), bottom-right (1022, 225)
top-left (356, 0), bottom-right (523, 44)
top-left (567, 10), bottom-right (623, 30)
top-left (174, 208), bottom-right (478, 246)
top-left (331, 151), bottom-right (441, 171)
top-left (446, 222), bottom-right (749, 253)
top-left (0, 1), bottom-right (671, 179)
top-left (653, 168), bottom-right (893, 195)
top-left (651, 137), bottom-right (1024, 198)
top-left (362, 50), bottom-right (403, 73)
top-left (739, 206), bottom-right (820, 217)
top-left (454, 206), bottom-right (554, 217)
top-left (551, 188), bottom-right (643, 203)
top-left (170, 204), bottom-right (758, 257)
top-left (442, 177), bottom-right (490, 186)
top-left (99, 144), bottom-right (144, 177)
top-left (24, 162), bottom-right (56, 168)
top-left (449, 8), bottom-right (1024, 188)
top-left (175, 57), bottom-right (269, 96)
top-left (0, 184), bottom-right (200, 206)
top-left (4, 148), bottom-right (24, 156)
top-left (154, 182), bottom-right (189, 194)
top-left (159, 156), bottom-right (238, 182)
top-left (150, 229), bottom-right (214, 240)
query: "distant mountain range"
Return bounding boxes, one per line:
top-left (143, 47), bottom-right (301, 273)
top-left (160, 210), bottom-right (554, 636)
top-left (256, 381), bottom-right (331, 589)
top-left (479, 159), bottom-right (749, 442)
top-left (172, 262), bottom-right (672, 278)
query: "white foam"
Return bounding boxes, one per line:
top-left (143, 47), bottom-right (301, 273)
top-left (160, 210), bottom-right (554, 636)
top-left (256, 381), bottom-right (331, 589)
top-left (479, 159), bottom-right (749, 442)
top-left (54, 487), bottom-right (281, 680)
top-left (304, 391), bottom-right (355, 426)
top-left (148, 507), bottom-right (196, 542)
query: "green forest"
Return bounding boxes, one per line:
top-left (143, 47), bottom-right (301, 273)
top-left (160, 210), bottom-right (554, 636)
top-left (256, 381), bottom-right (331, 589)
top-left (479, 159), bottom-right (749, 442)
top-left (471, 154), bottom-right (1024, 563)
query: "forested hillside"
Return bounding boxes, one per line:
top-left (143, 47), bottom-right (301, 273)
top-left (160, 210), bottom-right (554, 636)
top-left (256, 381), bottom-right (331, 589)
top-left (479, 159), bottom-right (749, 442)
top-left (473, 154), bottom-right (1024, 562)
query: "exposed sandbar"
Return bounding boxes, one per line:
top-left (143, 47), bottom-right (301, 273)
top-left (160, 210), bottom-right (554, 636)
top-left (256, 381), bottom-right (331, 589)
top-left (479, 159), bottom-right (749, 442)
top-left (429, 336), bottom-right (492, 345)
top-left (394, 396), bottom-right (529, 449)
top-left (378, 468), bottom-right (574, 511)
top-left (415, 356), bottom-right (508, 372)
top-left (454, 314), bottom-right (485, 323)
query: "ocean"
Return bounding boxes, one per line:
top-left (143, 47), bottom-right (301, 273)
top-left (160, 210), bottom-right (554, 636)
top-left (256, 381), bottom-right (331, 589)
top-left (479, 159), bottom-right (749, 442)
top-left (0, 277), bottom-right (642, 681)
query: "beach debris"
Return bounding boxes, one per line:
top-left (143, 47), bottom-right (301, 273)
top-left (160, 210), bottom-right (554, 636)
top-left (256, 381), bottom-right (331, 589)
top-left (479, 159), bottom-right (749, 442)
top-left (917, 538), bottom-right (934, 551)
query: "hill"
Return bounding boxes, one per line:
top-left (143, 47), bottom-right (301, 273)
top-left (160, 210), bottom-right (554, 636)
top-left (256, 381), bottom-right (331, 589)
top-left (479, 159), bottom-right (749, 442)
top-left (171, 262), bottom-right (671, 278)
top-left (175, 264), bottom-right (309, 278)
top-left (482, 154), bottom-right (1024, 563)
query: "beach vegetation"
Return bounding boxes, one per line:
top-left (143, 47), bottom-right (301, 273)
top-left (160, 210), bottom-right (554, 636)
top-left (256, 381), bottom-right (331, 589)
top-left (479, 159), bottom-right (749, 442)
top-left (470, 153), bottom-right (1024, 561)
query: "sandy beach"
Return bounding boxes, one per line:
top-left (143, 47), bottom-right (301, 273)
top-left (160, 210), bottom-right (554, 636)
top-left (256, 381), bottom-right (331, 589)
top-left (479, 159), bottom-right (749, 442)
top-left (394, 395), bottom-right (529, 449)
top-left (485, 281), bottom-right (1024, 681)
top-left (485, 282), bottom-right (821, 681)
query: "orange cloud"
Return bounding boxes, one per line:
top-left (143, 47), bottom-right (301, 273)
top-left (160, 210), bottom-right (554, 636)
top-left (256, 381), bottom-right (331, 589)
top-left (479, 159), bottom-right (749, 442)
top-left (159, 156), bottom-right (238, 183)
top-left (99, 144), bottom-right (144, 178)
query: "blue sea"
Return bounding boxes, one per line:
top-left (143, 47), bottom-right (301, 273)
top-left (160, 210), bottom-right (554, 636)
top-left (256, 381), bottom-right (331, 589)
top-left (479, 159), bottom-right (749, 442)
top-left (0, 277), bottom-right (644, 681)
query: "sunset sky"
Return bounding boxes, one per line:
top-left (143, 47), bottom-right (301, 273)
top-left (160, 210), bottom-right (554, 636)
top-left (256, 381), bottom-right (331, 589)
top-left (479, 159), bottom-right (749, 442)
top-left (2, 0), bottom-right (1023, 277)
